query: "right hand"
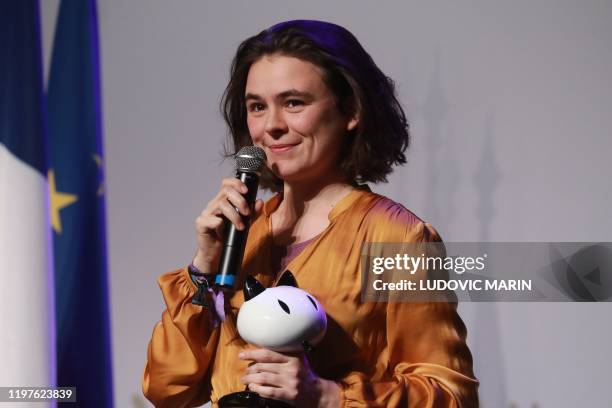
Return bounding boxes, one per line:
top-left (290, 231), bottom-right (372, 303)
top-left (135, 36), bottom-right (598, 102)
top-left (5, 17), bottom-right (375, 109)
top-left (192, 177), bottom-right (264, 274)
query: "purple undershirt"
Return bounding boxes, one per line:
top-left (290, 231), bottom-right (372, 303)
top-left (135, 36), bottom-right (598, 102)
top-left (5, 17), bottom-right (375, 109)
top-left (271, 235), bottom-right (318, 279)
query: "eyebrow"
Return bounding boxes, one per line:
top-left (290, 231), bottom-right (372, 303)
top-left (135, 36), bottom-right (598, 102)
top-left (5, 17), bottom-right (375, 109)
top-left (245, 89), bottom-right (314, 102)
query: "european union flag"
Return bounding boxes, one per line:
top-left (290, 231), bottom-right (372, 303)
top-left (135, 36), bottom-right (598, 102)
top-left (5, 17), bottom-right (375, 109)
top-left (47, 0), bottom-right (114, 406)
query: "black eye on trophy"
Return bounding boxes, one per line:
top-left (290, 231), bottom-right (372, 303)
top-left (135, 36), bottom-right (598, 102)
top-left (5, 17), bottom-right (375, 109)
top-left (307, 295), bottom-right (318, 310)
top-left (277, 299), bottom-right (291, 314)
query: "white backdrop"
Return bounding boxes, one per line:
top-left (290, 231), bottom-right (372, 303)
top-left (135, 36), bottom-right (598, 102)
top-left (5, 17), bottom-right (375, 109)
top-left (41, 1), bottom-right (612, 407)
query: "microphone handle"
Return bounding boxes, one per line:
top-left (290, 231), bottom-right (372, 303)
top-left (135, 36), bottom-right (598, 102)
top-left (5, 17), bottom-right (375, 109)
top-left (215, 171), bottom-right (260, 288)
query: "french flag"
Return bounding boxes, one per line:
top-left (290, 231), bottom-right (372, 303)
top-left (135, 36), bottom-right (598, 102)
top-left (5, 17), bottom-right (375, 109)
top-left (0, 0), bottom-right (56, 397)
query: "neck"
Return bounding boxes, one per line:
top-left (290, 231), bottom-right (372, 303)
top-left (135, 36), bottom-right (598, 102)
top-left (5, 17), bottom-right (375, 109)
top-left (278, 172), bottom-right (353, 220)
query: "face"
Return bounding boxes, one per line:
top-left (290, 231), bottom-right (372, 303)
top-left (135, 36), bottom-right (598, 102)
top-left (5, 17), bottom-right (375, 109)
top-left (245, 54), bottom-right (358, 183)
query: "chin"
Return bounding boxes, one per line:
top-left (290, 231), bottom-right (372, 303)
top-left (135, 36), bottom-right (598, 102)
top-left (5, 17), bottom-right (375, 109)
top-left (269, 164), bottom-right (307, 182)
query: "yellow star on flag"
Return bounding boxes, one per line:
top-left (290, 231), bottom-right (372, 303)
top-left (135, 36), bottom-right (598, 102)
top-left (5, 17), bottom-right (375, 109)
top-left (48, 169), bottom-right (78, 234)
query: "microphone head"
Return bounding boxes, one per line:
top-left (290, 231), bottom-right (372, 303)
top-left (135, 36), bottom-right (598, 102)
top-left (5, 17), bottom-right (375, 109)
top-left (235, 146), bottom-right (267, 173)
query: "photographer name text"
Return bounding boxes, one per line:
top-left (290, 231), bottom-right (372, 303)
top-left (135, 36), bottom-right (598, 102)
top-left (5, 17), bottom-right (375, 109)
top-left (372, 279), bottom-right (533, 291)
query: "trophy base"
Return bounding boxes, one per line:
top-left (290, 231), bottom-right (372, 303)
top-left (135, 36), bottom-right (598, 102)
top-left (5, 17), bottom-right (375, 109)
top-left (218, 391), bottom-right (293, 408)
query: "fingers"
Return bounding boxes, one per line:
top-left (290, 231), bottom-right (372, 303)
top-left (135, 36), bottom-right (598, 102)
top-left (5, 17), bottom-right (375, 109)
top-left (220, 177), bottom-right (248, 195)
top-left (218, 198), bottom-right (245, 230)
top-left (239, 349), bottom-right (289, 364)
top-left (240, 349), bottom-right (319, 406)
top-left (245, 383), bottom-right (296, 403)
top-left (201, 178), bottom-right (252, 232)
top-left (245, 362), bottom-right (283, 375)
top-left (193, 177), bottom-right (260, 272)
top-left (223, 186), bottom-right (251, 217)
top-left (241, 372), bottom-right (286, 388)
top-left (195, 211), bottom-right (223, 232)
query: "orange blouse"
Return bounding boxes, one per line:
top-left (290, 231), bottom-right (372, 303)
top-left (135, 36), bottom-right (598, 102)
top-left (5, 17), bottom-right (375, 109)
top-left (142, 188), bottom-right (479, 407)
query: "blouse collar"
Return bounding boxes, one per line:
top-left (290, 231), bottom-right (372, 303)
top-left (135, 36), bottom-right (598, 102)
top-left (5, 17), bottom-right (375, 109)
top-left (262, 185), bottom-right (371, 221)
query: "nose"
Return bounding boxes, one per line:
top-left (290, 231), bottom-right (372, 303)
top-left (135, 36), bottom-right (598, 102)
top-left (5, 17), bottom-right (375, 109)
top-left (264, 107), bottom-right (288, 138)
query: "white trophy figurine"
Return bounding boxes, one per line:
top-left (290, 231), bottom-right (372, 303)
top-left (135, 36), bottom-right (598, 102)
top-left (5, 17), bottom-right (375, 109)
top-left (218, 271), bottom-right (327, 407)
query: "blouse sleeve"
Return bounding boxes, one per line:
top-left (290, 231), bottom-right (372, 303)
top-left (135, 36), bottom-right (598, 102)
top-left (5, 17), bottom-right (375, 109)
top-left (340, 220), bottom-right (479, 407)
top-left (339, 300), bottom-right (479, 408)
top-left (142, 267), bottom-right (221, 408)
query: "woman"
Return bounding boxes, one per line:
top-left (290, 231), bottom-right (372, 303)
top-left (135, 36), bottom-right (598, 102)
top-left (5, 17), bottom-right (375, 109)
top-left (143, 20), bottom-right (478, 407)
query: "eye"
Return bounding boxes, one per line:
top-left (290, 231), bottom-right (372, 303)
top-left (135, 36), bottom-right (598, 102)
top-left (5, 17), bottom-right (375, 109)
top-left (248, 102), bottom-right (265, 113)
top-left (277, 299), bottom-right (291, 314)
top-left (285, 99), bottom-right (304, 109)
top-left (307, 295), bottom-right (318, 310)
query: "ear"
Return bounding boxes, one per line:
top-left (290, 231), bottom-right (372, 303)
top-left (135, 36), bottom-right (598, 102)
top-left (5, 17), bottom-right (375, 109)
top-left (346, 112), bottom-right (359, 132)
top-left (243, 275), bottom-right (265, 301)
top-left (276, 270), bottom-right (298, 288)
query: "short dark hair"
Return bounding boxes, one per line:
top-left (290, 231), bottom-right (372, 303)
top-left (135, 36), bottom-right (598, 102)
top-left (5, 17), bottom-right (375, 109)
top-left (221, 20), bottom-right (410, 192)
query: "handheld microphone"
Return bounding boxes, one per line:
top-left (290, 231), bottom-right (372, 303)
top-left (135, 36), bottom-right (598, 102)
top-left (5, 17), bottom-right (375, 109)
top-left (215, 146), bottom-right (267, 288)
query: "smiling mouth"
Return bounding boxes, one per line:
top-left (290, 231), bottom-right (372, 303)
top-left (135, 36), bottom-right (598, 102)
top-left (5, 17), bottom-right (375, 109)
top-left (267, 144), bottom-right (298, 153)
